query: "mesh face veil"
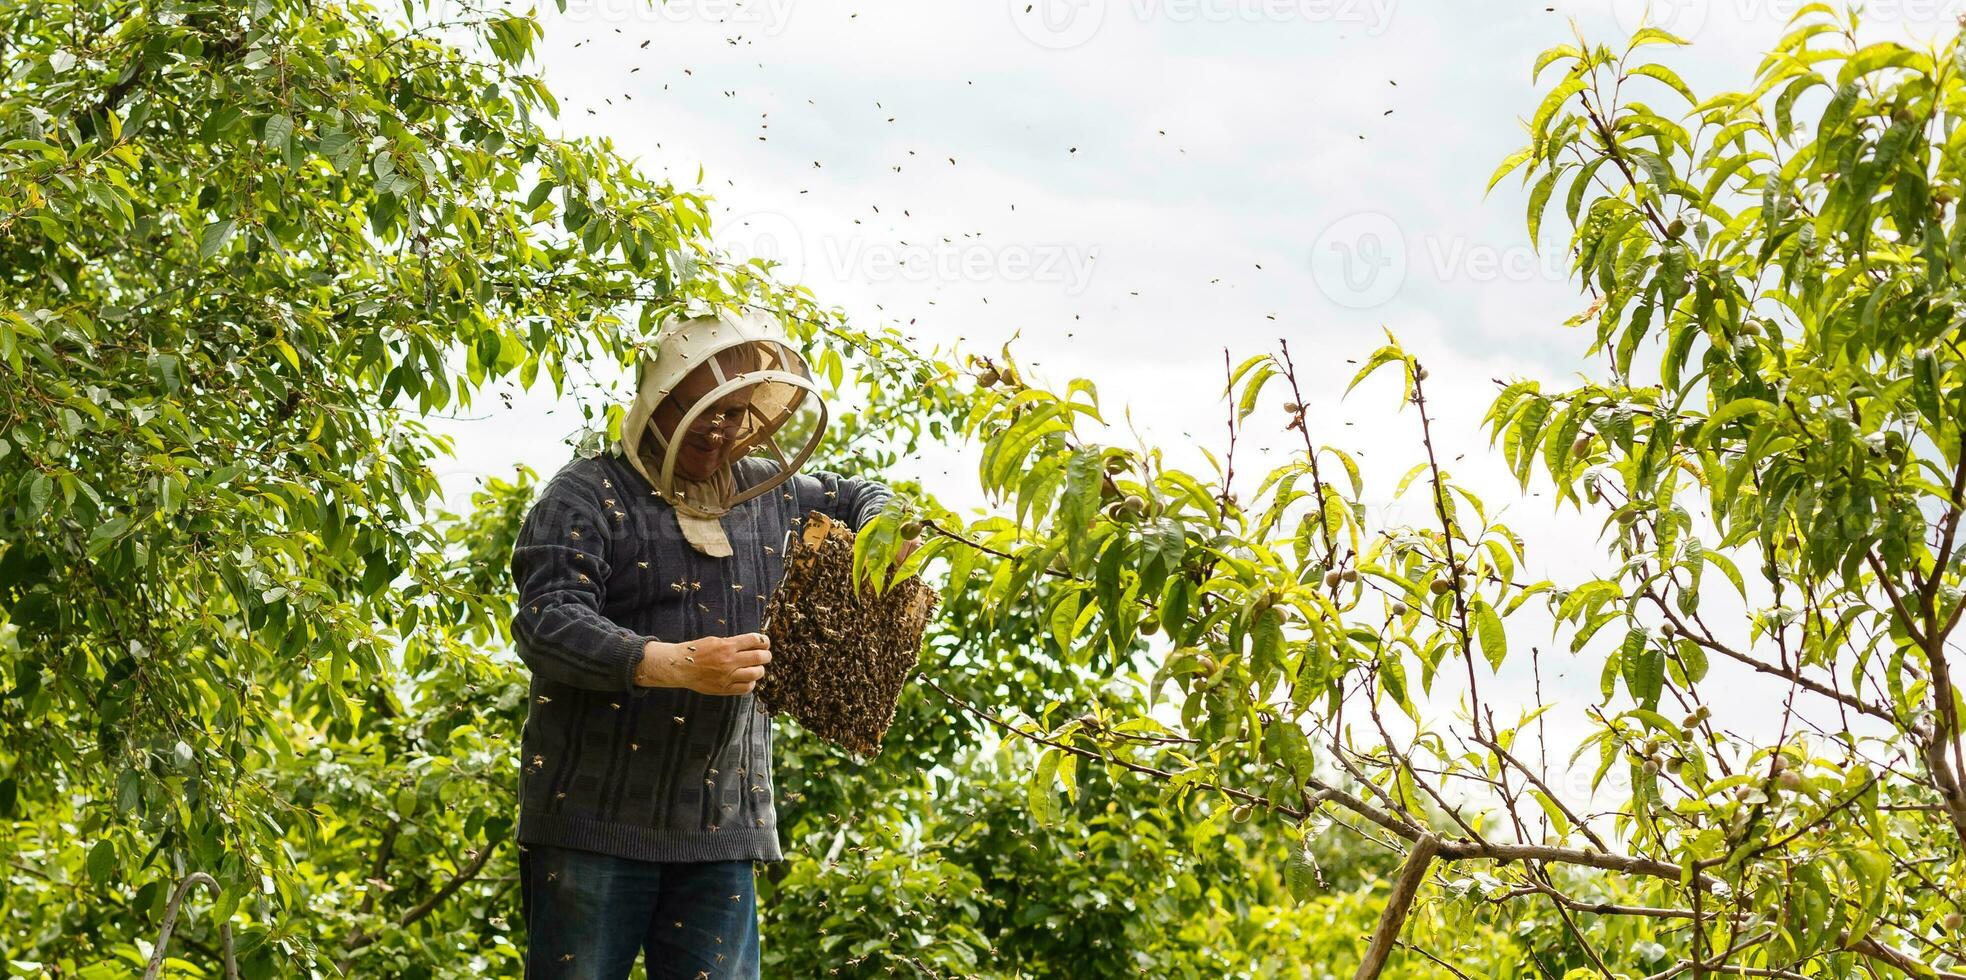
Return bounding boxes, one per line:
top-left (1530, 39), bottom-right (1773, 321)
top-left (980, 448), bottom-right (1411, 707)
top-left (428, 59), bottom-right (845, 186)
top-left (619, 311), bottom-right (827, 554)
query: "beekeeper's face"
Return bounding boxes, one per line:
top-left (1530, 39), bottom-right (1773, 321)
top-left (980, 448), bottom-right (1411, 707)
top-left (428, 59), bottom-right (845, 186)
top-left (654, 357), bottom-right (754, 482)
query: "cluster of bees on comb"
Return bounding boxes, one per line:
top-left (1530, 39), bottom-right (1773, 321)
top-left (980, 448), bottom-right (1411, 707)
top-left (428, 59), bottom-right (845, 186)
top-left (757, 510), bottom-right (940, 755)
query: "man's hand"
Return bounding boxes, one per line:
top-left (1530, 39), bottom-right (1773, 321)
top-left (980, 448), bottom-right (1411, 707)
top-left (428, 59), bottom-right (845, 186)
top-left (636, 633), bottom-right (772, 696)
top-left (893, 536), bottom-right (922, 565)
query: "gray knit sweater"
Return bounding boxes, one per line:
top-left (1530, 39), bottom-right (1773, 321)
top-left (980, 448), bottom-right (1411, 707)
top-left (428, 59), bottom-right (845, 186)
top-left (509, 449), bottom-right (892, 863)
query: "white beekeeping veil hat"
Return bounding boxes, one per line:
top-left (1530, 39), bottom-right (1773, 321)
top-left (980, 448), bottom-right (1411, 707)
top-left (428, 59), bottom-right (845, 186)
top-left (619, 309), bottom-right (828, 556)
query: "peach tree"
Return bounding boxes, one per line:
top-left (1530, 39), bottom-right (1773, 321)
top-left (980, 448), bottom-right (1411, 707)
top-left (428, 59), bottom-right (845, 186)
top-left (0, 0), bottom-right (913, 972)
top-left (844, 7), bottom-right (1966, 976)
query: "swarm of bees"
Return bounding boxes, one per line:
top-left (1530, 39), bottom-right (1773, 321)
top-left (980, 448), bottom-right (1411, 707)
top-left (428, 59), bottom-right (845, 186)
top-left (757, 510), bottom-right (940, 755)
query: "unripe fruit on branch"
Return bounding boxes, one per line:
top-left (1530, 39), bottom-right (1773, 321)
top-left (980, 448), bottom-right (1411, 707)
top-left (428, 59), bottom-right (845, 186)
top-left (977, 368), bottom-right (999, 387)
top-left (1572, 434), bottom-right (1593, 456)
top-left (1777, 770), bottom-right (1803, 791)
top-left (1283, 401), bottom-right (1302, 413)
top-left (1769, 754), bottom-right (1789, 775)
top-left (1414, 365), bottom-right (1429, 381)
top-left (1341, 568), bottom-right (1359, 583)
top-left (1139, 619), bottom-right (1159, 636)
top-left (1642, 758), bottom-right (1661, 776)
top-left (899, 520), bottom-right (922, 540)
top-left (1122, 494), bottom-right (1146, 515)
top-left (1429, 578), bottom-right (1452, 595)
top-left (1104, 455), bottom-right (1128, 475)
top-left (1944, 912), bottom-right (1962, 930)
top-left (1390, 601), bottom-right (1408, 617)
top-left (1076, 713), bottom-right (1101, 730)
top-left (1323, 570), bottom-right (1342, 588)
top-left (1665, 217), bottom-right (1686, 239)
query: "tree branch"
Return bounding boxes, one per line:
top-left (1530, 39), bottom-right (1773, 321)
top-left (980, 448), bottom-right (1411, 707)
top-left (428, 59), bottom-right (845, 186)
top-left (343, 841), bottom-right (501, 954)
top-left (1351, 834), bottom-right (1439, 980)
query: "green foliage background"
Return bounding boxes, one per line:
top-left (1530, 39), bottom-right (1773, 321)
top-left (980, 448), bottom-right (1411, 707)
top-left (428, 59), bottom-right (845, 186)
top-left (7, 1), bottom-right (1966, 978)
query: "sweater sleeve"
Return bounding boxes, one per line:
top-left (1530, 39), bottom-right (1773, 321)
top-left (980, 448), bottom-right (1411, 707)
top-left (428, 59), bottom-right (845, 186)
top-left (509, 467), bottom-right (649, 693)
top-left (790, 467), bottom-right (893, 531)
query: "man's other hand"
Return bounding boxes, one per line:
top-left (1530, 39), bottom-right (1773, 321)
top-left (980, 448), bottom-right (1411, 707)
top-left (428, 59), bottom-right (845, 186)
top-left (893, 536), bottom-right (922, 565)
top-left (636, 633), bottom-right (772, 696)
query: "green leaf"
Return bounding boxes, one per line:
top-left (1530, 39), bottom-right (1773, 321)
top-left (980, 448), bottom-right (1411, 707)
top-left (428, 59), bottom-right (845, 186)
top-left (263, 113), bottom-right (293, 152)
top-left (1691, 398), bottom-right (1775, 446)
top-left (1059, 447), bottom-right (1102, 570)
top-left (1626, 26), bottom-right (1690, 49)
top-left (1626, 63), bottom-right (1696, 104)
top-left (1344, 343), bottom-right (1405, 397)
top-left (1529, 789), bottom-right (1571, 838)
top-left (199, 218), bottom-right (237, 259)
top-left (1487, 147), bottom-right (1533, 193)
top-left (1620, 629), bottom-right (1663, 709)
top-left (26, 472), bottom-right (52, 521)
top-left (1527, 167), bottom-right (1559, 244)
top-left (1671, 637), bottom-right (1705, 683)
top-left (1028, 747), bottom-right (1061, 825)
top-left (1470, 598), bottom-right (1507, 670)
top-left (86, 515), bottom-right (131, 557)
top-left (1531, 44), bottom-right (1584, 83)
top-left (86, 840), bottom-right (115, 884)
top-left (1237, 364), bottom-right (1277, 421)
top-left (1284, 849), bottom-right (1319, 902)
top-left (1531, 77), bottom-right (1586, 147)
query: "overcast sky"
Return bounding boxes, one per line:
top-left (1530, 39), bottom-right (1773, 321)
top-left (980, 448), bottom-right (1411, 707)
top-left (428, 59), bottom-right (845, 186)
top-left (433, 0), bottom-right (1963, 794)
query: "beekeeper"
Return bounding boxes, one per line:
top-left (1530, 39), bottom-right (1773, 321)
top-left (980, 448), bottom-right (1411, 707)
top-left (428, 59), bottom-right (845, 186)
top-left (506, 309), bottom-right (918, 979)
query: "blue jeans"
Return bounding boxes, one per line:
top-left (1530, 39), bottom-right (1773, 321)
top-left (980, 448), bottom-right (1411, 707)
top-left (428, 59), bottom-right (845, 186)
top-left (520, 843), bottom-right (760, 980)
